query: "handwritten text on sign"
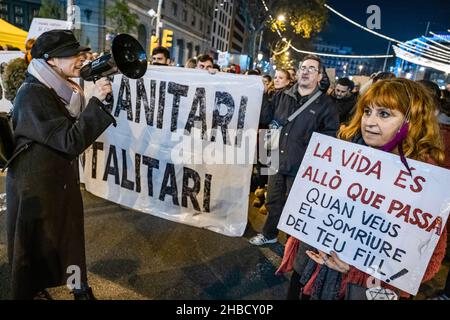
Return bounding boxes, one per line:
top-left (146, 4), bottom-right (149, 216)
top-left (278, 133), bottom-right (450, 295)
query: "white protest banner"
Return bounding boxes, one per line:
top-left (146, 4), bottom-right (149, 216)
top-left (0, 51), bottom-right (24, 112)
top-left (278, 132), bottom-right (450, 295)
top-left (80, 66), bottom-right (264, 237)
top-left (27, 18), bottom-right (70, 41)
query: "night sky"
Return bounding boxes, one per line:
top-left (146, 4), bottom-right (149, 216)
top-left (320, 0), bottom-right (450, 54)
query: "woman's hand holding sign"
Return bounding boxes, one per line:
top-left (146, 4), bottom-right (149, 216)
top-left (306, 250), bottom-right (350, 273)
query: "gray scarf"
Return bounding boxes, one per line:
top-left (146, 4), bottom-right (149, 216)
top-left (27, 58), bottom-right (85, 118)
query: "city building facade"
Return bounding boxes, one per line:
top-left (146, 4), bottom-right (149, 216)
top-left (313, 37), bottom-right (379, 78)
top-left (128, 0), bottom-right (213, 65)
top-left (0, 0), bottom-right (40, 32)
top-left (210, 0), bottom-right (233, 55)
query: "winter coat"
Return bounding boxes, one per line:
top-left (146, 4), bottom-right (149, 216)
top-left (260, 83), bottom-right (339, 176)
top-left (331, 93), bottom-right (358, 124)
top-left (6, 73), bottom-right (114, 299)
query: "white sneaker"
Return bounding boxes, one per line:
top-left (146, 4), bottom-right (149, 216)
top-left (249, 233), bottom-right (277, 246)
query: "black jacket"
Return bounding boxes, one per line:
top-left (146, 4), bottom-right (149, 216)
top-left (260, 83), bottom-right (339, 176)
top-left (331, 93), bottom-right (357, 124)
top-left (6, 74), bottom-right (114, 299)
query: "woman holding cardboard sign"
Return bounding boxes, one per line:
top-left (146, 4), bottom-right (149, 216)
top-left (279, 78), bottom-right (447, 300)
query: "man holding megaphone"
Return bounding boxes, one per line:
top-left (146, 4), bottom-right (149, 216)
top-left (5, 29), bottom-right (119, 300)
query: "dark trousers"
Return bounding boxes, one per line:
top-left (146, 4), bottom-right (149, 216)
top-left (444, 270), bottom-right (450, 296)
top-left (262, 173), bottom-right (295, 239)
top-left (287, 270), bottom-right (302, 300)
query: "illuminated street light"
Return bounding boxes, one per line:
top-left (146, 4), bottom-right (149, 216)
top-left (277, 14), bottom-right (286, 22)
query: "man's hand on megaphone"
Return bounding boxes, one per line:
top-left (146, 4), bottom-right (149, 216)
top-left (92, 77), bottom-right (112, 102)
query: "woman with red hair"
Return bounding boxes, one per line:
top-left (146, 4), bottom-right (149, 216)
top-left (280, 78), bottom-right (447, 300)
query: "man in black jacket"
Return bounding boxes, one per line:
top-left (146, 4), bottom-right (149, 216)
top-left (249, 55), bottom-right (339, 246)
top-left (331, 77), bottom-right (357, 124)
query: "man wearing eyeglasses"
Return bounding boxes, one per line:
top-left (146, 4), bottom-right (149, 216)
top-left (250, 55), bottom-right (339, 246)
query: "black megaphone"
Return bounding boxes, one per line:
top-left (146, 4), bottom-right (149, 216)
top-left (80, 33), bottom-right (147, 82)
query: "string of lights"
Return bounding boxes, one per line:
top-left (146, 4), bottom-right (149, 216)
top-left (288, 44), bottom-right (395, 59)
top-left (425, 37), bottom-right (450, 52)
top-left (324, 4), bottom-right (450, 61)
top-left (393, 45), bottom-right (450, 73)
top-left (260, 0), bottom-right (394, 59)
top-left (412, 39), bottom-right (450, 56)
top-left (260, 0), bottom-right (282, 37)
top-left (397, 43), bottom-right (450, 63)
top-left (397, 42), bottom-right (450, 62)
top-left (430, 31), bottom-right (450, 44)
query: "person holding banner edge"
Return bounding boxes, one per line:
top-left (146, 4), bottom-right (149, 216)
top-left (280, 78), bottom-right (447, 300)
top-left (249, 55), bottom-right (339, 246)
top-left (5, 29), bottom-right (115, 300)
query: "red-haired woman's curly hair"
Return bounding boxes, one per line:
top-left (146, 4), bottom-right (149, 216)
top-left (338, 78), bottom-right (444, 164)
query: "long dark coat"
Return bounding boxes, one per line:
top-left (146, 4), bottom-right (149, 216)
top-left (6, 74), bottom-right (114, 299)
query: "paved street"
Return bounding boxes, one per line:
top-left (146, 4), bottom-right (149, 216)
top-left (0, 172), bottom-right (448, 300)
top-left (0, 172), bottom-right (289, 300)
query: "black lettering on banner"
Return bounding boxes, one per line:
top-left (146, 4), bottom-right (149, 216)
top-left (91, 141), bottom-right (104, 179)
top-left (114, 76), bottom-right (133, 120)
top-left (235, 96), bottom-right (248, 147)
top-left (185, 87), bottom-right (207, 139)
top-left (103, 145), bottom-right (120, 184)
top-left (159, 163), bottom-right (179, 205)
top-left (142, 156), bottom-right (159, 196)
top-left (211, 91), bottom-right (235, 145)
top-left (135, 78), bottom-right (150, 124)
top-left (148, 79), bottom-right (156, 126)
top-left (182, 167), bottom-right (201, 211)
top-left (157, 81), bottom-right (166, 129)
top-left (121, 149), bottom-right (134, 190)
top-left (168, 82), bottom-right (189, 132)
top-left (203, 174), bottom-right (212, 213)
top-left (135, 153), bottom-right (141, 193)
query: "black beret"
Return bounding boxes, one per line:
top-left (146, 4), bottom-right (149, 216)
top-left (31, 29), bottom-right (90, 60)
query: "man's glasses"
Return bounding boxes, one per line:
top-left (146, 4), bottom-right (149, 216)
top-left (299, 66), bottom-right (319, 73)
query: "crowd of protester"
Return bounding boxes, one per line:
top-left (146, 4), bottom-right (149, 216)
top-left (1, 37), bottom-right (450, 300)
